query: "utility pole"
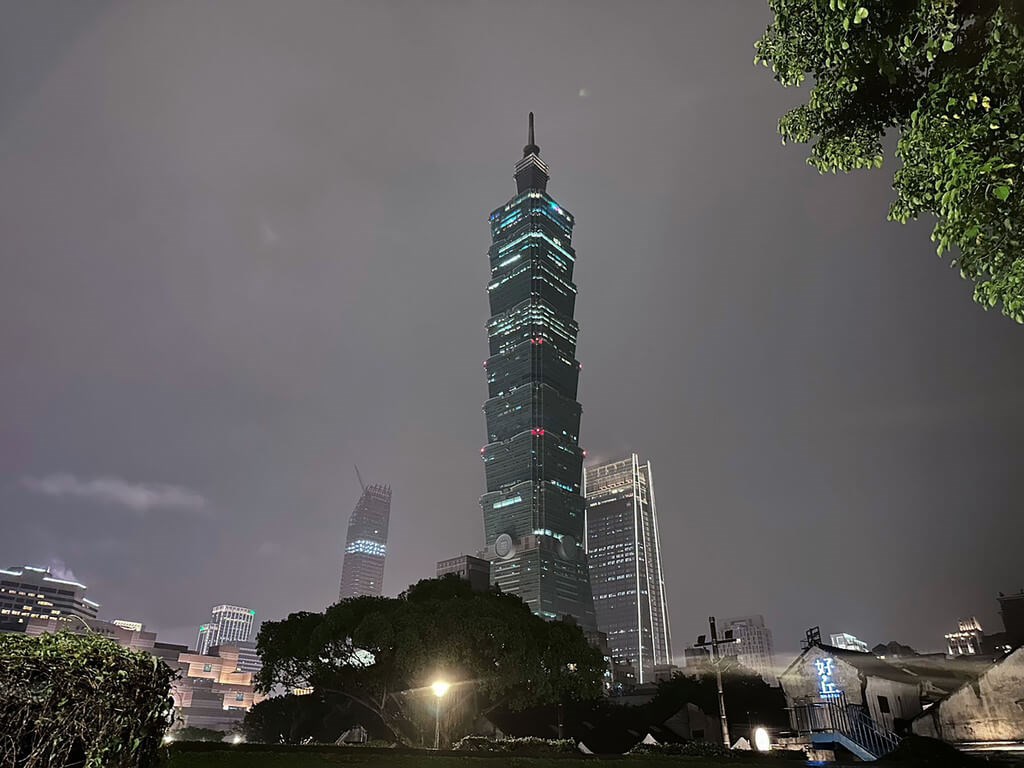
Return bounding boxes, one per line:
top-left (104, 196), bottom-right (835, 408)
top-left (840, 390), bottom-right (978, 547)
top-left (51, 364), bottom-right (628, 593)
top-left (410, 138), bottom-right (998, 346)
top-left (694, 616), bottom-right (740, 748)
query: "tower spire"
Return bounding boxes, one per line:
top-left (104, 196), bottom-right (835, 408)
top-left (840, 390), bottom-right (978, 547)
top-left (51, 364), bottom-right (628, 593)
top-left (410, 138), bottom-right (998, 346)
top-left (523, 111), bottom-right (540, 157)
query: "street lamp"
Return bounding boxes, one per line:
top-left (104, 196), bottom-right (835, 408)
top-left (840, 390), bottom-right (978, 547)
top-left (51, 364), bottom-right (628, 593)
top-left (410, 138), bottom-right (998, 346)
top-left (431, 680), bottom-right (450, 750)
top-left (753, 727), bottom-right (771, 752)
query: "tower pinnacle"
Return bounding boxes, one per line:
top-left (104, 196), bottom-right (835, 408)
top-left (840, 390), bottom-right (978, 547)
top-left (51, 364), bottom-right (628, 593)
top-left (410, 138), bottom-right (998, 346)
top-left (523, 111), bottom-right (540, 157)
top-left (515, 112), bottom-right (549, 193)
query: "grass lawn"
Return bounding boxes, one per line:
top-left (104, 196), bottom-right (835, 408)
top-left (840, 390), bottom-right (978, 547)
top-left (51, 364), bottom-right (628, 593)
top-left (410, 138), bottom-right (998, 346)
top-left (164, 745), bottom-right (815, 768)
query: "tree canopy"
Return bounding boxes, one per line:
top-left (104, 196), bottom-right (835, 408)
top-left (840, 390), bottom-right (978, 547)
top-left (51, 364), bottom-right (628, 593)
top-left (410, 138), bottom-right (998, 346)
top-left (255, 577), bottom-right (605, 744)
top-left (756, 1), bottom-right (1024, 321)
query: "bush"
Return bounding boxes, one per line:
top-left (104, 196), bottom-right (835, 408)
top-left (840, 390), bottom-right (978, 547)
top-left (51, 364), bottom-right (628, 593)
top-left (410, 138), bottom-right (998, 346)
top-left (453, 736), bottom-right (577, 754)
top-left (169, 727), bottom-right (227, 743)
top-left (0, 631), bottom-right (176, 768)
top-left (628, 740), bottom-right (733, 758)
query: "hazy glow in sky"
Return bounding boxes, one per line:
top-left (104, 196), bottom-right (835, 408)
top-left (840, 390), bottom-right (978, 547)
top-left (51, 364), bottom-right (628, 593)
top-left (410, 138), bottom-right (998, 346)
top-left (1, 1), bottom-right (1021, 657)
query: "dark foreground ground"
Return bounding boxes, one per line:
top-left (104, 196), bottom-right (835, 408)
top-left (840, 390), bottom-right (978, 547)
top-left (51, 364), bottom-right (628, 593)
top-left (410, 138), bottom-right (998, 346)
top-left (164, 743), bottom-right (1024, 768)
top-left (164, 744), bottom-right (840, 768)
top-left (165, 743), bottom-right (1024, 768)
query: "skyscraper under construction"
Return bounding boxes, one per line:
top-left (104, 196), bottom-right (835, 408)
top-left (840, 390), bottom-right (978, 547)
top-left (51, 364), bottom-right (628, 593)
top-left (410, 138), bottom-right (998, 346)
top-left (338, 469), bottom-right (390, 600)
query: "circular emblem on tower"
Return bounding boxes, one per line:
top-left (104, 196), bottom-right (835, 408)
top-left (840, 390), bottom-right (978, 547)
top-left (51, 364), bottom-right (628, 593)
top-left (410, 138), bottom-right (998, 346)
top-left (494, 533), bottom-right (515, 559)
top-left (558, 534), bottom-right (578, 562)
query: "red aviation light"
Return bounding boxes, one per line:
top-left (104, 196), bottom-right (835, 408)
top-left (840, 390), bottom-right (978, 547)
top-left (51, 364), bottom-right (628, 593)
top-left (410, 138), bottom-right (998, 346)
top-left (530, 428), bottom-right (546, 436)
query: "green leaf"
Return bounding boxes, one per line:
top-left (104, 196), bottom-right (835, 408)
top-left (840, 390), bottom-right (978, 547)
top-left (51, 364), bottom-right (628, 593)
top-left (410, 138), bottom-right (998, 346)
top-left (942, 39), bottom-right (954, 52)
top-left (854, 7), bottom-right (869, 24)
top-left (994, 186), bottom-right (1011, 202)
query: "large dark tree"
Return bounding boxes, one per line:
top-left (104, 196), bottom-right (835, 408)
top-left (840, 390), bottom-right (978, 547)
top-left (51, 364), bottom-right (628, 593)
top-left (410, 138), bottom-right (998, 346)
top-left (255, 578), bottom-right (605, 744)
top-left (756, 1), bottom-right (1024, 321)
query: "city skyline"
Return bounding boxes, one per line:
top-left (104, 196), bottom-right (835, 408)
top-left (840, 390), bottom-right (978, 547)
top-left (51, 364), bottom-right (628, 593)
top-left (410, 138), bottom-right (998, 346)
top-left (2, 1), bottom-right (1022, 654)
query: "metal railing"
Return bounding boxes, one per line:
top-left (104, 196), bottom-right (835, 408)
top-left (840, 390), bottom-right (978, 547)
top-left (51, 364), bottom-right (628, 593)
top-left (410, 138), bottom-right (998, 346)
top-left (791, 693), bottom-right (901, 760)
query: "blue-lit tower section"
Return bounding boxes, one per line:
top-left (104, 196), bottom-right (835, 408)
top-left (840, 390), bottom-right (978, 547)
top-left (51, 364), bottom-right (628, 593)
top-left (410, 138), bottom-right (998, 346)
top-left (338, 480), bottom-right (391, 600)
top-left (480, 114), bottom-right (596, 630)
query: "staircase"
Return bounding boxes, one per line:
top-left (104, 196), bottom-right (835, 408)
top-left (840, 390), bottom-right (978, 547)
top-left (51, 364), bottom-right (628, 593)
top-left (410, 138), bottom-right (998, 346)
top-left (792, 693), bottom-right (902, 761)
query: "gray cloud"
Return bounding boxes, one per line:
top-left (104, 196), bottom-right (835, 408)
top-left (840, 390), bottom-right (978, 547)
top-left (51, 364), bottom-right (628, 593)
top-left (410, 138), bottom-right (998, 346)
top-left (23, 474), bottom-right (207, 513)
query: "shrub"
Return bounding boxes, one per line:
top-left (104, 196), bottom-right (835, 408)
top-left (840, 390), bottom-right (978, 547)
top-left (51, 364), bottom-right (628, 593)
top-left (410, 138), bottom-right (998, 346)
top-left (169, 727), bottom-right (227, 743)
top-left (0, 631), bottom-right (176, 767)
top-left (628, 740), bottom-right (733, 758)
top-left (453, 735), bottom-right (577, 754)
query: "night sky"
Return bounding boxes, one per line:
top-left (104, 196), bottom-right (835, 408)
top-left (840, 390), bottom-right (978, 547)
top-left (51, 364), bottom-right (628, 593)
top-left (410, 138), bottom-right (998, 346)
top-left (2, 1), bottom-right (1022, 667)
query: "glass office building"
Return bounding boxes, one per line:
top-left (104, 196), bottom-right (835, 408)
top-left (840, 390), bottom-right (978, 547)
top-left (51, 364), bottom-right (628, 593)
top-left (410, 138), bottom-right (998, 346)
top-left (584, 455), bottom-right (671, 683)
top-left (480, 114), bottom-right (596, 630)
top-left (196, 604), bottom-right (256, 654)
top-left (339, 481), bottom-right (391, 600)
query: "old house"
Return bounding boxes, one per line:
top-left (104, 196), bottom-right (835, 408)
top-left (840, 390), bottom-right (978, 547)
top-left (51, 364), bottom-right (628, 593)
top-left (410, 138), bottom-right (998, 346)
top-left (912, 645), bottom-right (1024, 745)
top-left (781, 644), bottom-right (922, 732)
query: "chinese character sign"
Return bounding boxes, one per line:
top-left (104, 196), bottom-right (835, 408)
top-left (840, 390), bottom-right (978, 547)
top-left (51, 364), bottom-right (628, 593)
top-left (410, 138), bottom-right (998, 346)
top-left (814, 657), bottom-right (840, 697)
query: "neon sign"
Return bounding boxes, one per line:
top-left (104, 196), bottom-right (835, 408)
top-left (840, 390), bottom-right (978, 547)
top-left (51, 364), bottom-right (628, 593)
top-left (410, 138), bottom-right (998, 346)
top-left (814, 657), bottom-right (841, 698)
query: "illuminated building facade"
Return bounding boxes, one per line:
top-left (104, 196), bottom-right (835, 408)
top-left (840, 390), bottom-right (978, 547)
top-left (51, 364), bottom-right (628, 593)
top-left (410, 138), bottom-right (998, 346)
top-left (0, 565), bottom-right (100, 631)
top-left (721, 615), bottom-right (777, 685)
top-left (338, 479), bottom-right (391, 600)
top-left (196, 604), bottom-right (256, 654)
top-left (945, 617), bottom-right (985, 656)
top-left (830, 632), bottom-right (871, 653)
top-left (583, 454), bottom-right (671, 683)
top-left (161, 644), bottom-right (266, 731)
top-left (480, 114), bottom-right (595, 630)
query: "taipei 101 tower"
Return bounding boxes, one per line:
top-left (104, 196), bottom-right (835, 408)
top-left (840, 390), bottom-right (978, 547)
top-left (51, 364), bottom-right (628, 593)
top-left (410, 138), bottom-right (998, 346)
top-left (479, 114), bottom-right (596, 631)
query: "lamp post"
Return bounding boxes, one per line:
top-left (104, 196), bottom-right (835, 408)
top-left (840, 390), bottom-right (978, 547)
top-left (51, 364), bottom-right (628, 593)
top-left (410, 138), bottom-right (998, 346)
top-left (431, 680), bottom-right (450, 750)
top-left (694, 616), bottom-right (740, 748)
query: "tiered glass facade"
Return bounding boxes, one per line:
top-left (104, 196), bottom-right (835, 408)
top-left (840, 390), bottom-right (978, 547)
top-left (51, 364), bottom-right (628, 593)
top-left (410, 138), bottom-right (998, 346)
top-left (584, 455), bottom-right (672, 683)
top-left (480, 115), bottom-right (596, 630)
top-left (339, 483), bottom-right (391, 600)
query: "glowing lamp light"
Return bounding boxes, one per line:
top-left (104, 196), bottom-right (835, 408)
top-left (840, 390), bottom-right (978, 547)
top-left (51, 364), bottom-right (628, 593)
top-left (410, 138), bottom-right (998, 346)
top-left (231, 735), bottom-right (244, 745)
top-left (754, 727), bottom-right (771, 752)
top-left (431, 680), bottom-right (451, 698)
